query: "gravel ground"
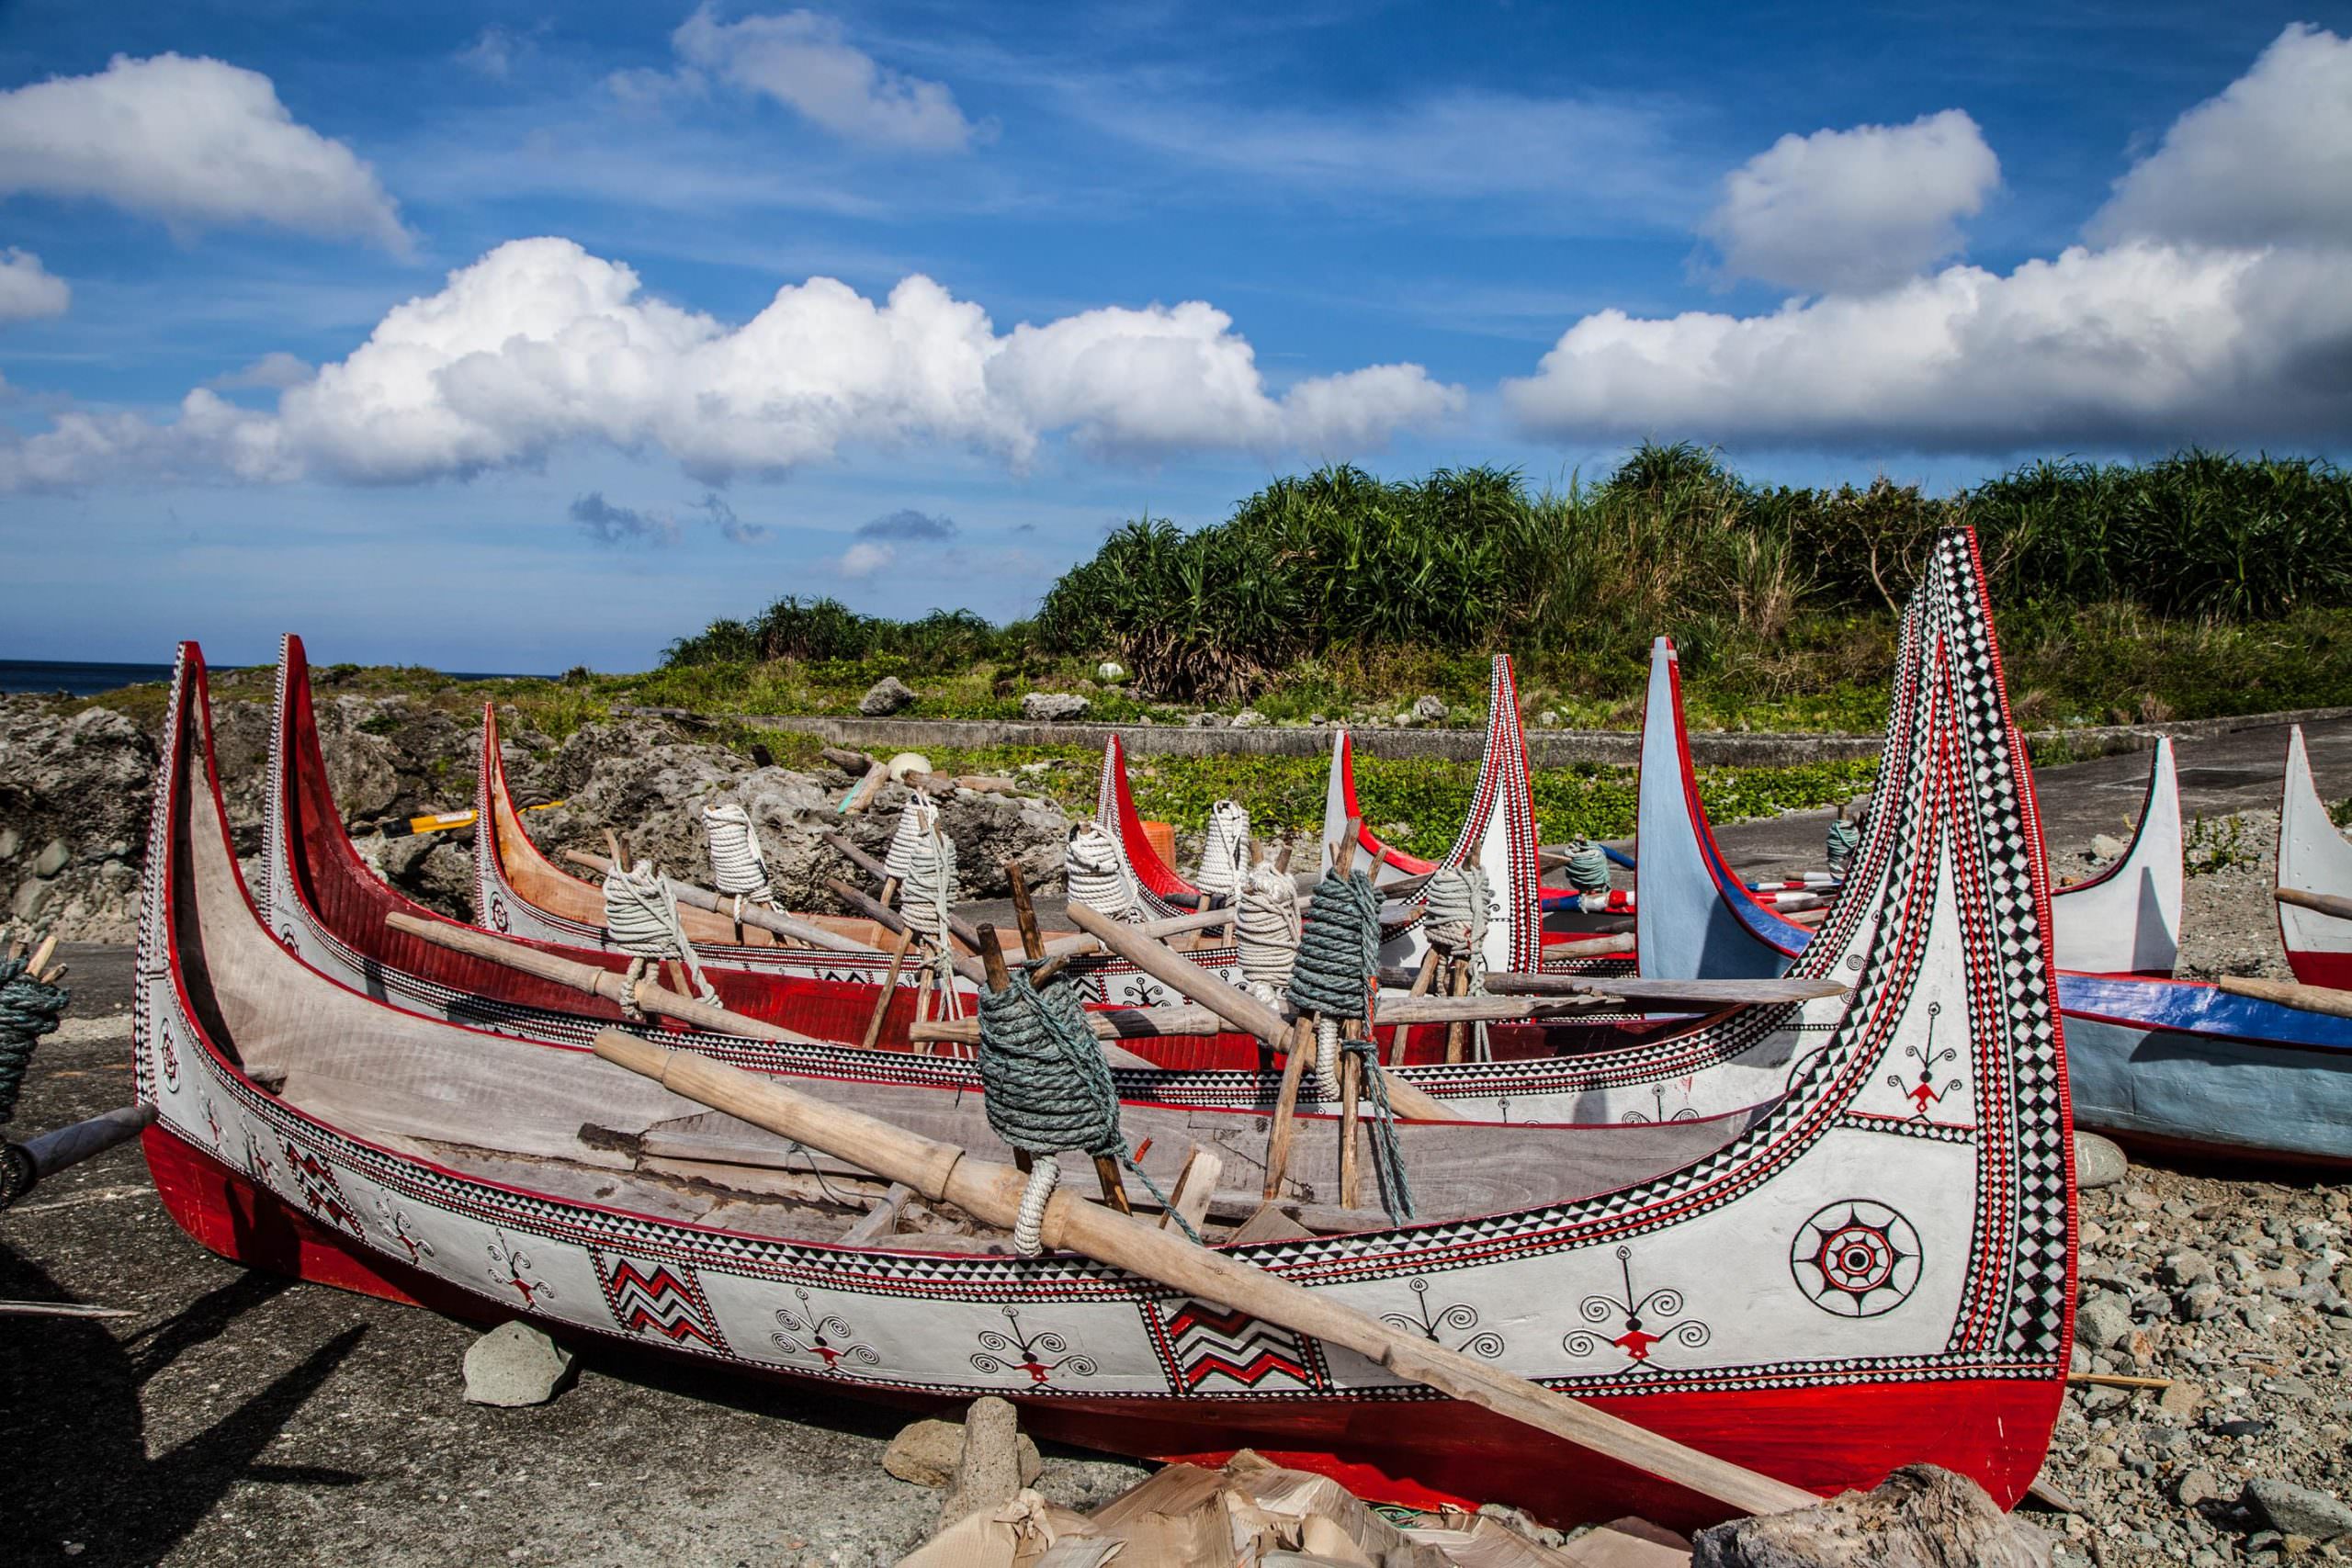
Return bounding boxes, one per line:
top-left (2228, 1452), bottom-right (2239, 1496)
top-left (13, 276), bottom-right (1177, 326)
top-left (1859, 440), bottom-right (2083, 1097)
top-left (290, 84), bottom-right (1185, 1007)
top-left (5, 735), bottom-right (2350, 1565)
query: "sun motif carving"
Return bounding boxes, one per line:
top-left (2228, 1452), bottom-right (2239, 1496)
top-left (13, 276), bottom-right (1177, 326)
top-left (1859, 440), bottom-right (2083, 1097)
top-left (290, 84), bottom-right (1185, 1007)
top-left (1790, 1200), bottom-right (1924, 1318)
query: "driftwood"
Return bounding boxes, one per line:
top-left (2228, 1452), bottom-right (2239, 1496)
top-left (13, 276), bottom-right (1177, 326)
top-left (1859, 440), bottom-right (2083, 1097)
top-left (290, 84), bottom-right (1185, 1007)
top-left (592, 1028), bottom-right (1816, 1520)
top-left (820, 745), bottom-right (1020, 797)
top-left (561, 851), bottom-right (879, 955)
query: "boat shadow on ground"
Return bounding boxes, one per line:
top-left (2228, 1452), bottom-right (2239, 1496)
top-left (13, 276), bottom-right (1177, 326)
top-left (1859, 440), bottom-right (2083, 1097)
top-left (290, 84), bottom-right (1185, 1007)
top-left (0, 1249), bottom-right (366, 1568)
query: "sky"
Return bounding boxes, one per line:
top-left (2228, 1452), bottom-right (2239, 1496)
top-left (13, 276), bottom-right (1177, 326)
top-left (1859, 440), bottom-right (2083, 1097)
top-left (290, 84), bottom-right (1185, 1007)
top-left (1, 2), bottom-right (2347, 671)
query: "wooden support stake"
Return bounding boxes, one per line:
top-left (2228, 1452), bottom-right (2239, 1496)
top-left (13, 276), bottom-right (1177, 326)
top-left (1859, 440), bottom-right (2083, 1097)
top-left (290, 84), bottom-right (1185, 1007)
top-left (1007, 862), bottom-right (1045, 961)
top-left (1444, 958), bottom-right (1471, 1066)
top-left (860, 923), bottom-right (917, 1053)
top-left (1262, 1016), bottom-right (1313, 1199)
top-left (590, 1029), bottom-right (1819, 1520)
top-left (1338, 1023), bottom-right (1363, 1211)
top-left (827, 877), bottom-right (987, 987)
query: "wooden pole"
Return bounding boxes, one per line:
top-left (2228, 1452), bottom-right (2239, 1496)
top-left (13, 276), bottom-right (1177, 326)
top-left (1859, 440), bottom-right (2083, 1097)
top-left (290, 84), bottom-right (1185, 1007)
top-left (859, 924), bottom-right (917, 1053)
top-left (1261, 1017), bottom-right (1313, 1200)
top-left (562, 851), bottom-right (879, 955)
top-left (590, 1029), bottom-right (1817, 1519)
top-left (1337, 1023), bottom-right (1363, 1209)
top-left (385, 912), bottom-right (828, 1044)
top-left (1007, 862), bottom-right (1046, 961)
top-left (2218, 975), bottom-right (2352, 1019)
top-left (1443, 958), bottom-right (1471, 1066)
top-left (2277, 886), bottom-right (2352, 924)
top-left (828, 878), bottom-right (987, 987)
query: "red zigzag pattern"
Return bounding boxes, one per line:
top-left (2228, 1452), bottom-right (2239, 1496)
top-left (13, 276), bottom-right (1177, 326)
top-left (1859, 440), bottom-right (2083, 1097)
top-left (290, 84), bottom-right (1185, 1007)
top-left (600, 1258), bottom-right (723, 1350)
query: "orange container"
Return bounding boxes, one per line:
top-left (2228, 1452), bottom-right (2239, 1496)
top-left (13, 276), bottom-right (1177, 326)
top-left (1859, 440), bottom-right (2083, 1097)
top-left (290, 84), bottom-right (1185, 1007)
top-left (1140, 820), bottom-right (1178, 873)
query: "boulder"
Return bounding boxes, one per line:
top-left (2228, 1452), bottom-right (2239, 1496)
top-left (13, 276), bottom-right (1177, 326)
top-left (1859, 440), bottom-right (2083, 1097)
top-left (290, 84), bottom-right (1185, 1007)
top-left (2076, 1292), bottom-right (2134, 1351)
top-left (2073, 1132), bottom-right (2128, 1190)
top-left (860, 677), bottom-right (916, 716)
top-left (1692, 1463), bottom-right (2052, 1567)
top-left (884, 1416), bottom-right (1045, 1490)
top-left (2244, 1478), bottom-right (2352, 1540)
top-left (1021, 692), bottom-right (1090, 722)
top-left (1410, 694), bottom-right (1448, 725)
top-left (1231, 709), bottom-right (1268, 728)
top-left (938, 1396), bottom-right (1025, 1529)
top-left (462, 1320), bottom-right (575, 1406)
top-left (0, 698), bottom-right (158, 942)
top-left (1096, 661), bottom-right (1126, 683)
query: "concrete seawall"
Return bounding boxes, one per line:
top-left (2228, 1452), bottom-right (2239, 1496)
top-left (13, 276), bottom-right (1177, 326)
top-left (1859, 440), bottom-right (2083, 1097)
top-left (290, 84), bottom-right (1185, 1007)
top-left (712, 704), bottom-right (2352, 769)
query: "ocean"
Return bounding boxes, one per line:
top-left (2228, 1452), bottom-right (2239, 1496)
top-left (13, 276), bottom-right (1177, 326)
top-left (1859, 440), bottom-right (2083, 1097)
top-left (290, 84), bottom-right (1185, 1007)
top-left (0, 659), bottom-right (533, 697)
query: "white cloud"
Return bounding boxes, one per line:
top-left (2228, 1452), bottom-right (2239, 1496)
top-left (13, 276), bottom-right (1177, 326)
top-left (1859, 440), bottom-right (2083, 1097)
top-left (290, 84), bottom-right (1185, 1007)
top-left (2089, 24), bottom-right (2352, 248)
top-left (1701, 109), bottom-right (1999, 294)
top-left (1508, 34), bottom-right (2352, 455)
top-left (0, 237), bottom-right (1459, 491)
top-left (1506, 241), bottom-right (2352, 452)
top-left (670, 6), bottom-right (980, 152)
top-left (0, 248), bottom-right (69, 323)
top-left (837, 540), bottom-right (896, 579)
top-left (0, 53), bottom-right (409, 251)
top-left (207, 351), bottom-right (315, 390)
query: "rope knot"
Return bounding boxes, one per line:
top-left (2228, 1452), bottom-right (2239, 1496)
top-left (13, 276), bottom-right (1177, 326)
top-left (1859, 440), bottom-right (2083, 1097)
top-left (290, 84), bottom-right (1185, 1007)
top-left (1559, 840), bottom-right (1611, 896)
top-left (602, 858), bottom-right (717, 1006)
top-left (1064, 821), bottom-right (1143, 922)
top-left (1826, 812), bottom-right (1863, 881)
top-left (701, 802), bottom-right (774, 909)
top-left (1196, 799), bottom-right (1251, 899)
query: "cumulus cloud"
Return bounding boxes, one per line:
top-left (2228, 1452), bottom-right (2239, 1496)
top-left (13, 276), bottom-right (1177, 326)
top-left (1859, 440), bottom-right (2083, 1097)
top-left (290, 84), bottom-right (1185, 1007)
top-left (207, 351), bottom-right (315, 390)
top-left (670, 6), bottom-right (980, 152)
top-left (857, 508), bottom-right (956, 540)
top-left (1701, 109), bottom-right (2000, 294)
top-left (1508, 34), bottom-right (2352, 454)
top-left (0, 53), bottom-right (409, 250)
top-left (2089, 23), bottom-right (2352, 247)
top-left (0, 248), bottom-right (69, 323)
top-left (571, 491), bottom-right (681, 546)
top-left (0, 237), bottom-right (1456, 491)
top-left (837, 540), bottom-right (895, 579)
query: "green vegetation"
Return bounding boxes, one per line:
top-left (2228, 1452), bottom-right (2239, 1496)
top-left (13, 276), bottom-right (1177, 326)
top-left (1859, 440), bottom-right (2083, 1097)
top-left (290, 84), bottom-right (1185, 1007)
top-left (650, 445), bottom-right (2352, 731)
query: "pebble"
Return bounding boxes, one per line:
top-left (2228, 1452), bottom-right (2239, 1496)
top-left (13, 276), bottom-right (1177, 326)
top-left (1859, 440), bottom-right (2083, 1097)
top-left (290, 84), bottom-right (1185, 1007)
top-left (461, 1321), bottom-right (574, 1407)
top-left (2078, 1293), bottom-right (2135, 1350)
top-left (2075, 1132), bottom-right (2130, 1190)
top-left (2244, 1478), bottom-right (2352, 1541)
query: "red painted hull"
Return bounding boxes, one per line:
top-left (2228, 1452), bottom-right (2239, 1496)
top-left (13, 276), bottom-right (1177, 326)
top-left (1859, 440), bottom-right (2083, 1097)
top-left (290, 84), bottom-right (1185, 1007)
top-left (141, 1124), bottom-right (2056, 1530)
top-left (2283, 948), bottom-right (2352, 992)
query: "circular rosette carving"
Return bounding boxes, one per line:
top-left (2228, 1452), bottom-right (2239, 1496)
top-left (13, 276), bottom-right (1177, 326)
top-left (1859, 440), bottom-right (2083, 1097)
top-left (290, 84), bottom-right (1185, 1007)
top-left (1791, 1200), bottom-right (1924, 1318)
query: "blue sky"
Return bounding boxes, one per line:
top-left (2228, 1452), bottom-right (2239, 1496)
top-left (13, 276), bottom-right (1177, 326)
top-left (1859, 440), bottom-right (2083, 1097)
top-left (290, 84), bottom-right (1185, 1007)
top-left (1, 2), bottom-right (2346, 670)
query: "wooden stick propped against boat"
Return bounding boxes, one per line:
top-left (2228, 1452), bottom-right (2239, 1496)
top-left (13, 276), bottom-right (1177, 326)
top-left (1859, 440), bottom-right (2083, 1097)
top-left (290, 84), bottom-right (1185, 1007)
top-left (823, 831), bottom-right (985, 952)
top-left (826, 879), bottom-right (988, 986)
top-left (2276, 886), bottom-right (2352, 924)
top-left (561, 851), bottom-right (881, 955)
top-left (385, 912), bottom-right (830, 1044)
top-left (588, 1028), bottom-right (1817, 1520)
top-left (2218, 975), bottom-right (2352, 1020)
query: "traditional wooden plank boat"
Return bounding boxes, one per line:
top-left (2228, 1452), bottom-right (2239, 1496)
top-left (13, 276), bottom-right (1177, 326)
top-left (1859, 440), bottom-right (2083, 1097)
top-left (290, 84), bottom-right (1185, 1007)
top-left (250, 638), bottom-right (1787, 1115)
top-left (1634, 638), bottom-right (2182, 982)
top-left (133, 528), bottom-right (2074, 1525)
top-left (2276, 725), bottom-right (2352, 990)
top-left (1634, 627), bottom-right (2352, 1167)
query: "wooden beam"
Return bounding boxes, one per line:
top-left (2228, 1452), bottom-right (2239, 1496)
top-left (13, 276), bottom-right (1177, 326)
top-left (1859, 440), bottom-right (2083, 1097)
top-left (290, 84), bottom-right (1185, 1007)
top-left (2277, 886), bottom-right (2352, 924)
top-left (591, 1029), bottom-right (1818, 1520)
top-left (2218, 975), bottom-right (2352, 1020)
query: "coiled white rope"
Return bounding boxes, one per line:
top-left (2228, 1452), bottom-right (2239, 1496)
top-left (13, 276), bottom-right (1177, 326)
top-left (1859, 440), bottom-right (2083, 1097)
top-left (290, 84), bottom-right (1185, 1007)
top-left (882, 795), bottom-right (932, 885)
top-left (1234, 860), bottom-right (1302, 1008)
top-left (1064, 821), bottom-right (1143, 922)
top-left (1012, 1152), bottom-right (1059, 1255)
top-left (1423, 863), bottom-right (1494, 1062)
top-left (1196, 799), bottom-right (1250, 900)
top-left (700, 802), bottom-right (774, 923)
top-left (603, 857), bottom-right (718, 1010)
top-left (893, 797), bottom-right (962, 1005)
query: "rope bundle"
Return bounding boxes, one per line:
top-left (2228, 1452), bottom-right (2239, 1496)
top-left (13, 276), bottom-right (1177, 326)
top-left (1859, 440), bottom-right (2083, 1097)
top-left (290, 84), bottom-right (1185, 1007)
top-left (1826, 811), bottom-right (1864, 881)
top-left (1196, 799), bottom-right (1250, 900)
top-left (603, 858), bottom-right (717, 1007)
top-left (1283, 868), bottom-right (1414, 1223)
top-left (1558, 840), bottom-right (1612, 896)
top-left (1234, 862), bottom-right (1302, 1006)
top-left (882, 795), bottom-right (933, 886)
top-left (1064, 822), bottom-right (1143, 922)
top-left (700, 802), bottom-right (774, 915)
top-left (0, 954), bottom-right (70, 1125)
top-left (976, 970), bottom-right (1191, 1254)
top-left (889, 797), bottom-right (963, 1006)
top-left (1422, 863), bottom-right (1493, 1063)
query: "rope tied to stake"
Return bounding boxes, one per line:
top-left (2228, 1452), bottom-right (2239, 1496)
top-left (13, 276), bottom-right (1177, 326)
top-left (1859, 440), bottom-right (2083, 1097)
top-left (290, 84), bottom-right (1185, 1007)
top-left (1826, 804), bottom-right (1867, 882)
top-left (882, 795), bottom-right (933, 886)
top-left (1064, 822), bottom-right (1143, 922)
top-left (1422, 863), bottom-right (1493, 1063)
top-left (700, 802), bottom-right (774, 921)
top-left (603, 857), bottom-right (718, 1012)
top-left (1234, 861), bottom-right (1302, 1007)
top-left (1559, 840), bottom-right (1612, 896)
top-left (977, 969), bottom-right (1193, 1254)
top-left (1196, 799), bottom-right (1250, 900)
top-left (1284, 867), bottom-right (1415, 1223)
top-left (0, 954), bottom-right (71, 1126)
top-left (892, 797), bottom-right (961, 1002)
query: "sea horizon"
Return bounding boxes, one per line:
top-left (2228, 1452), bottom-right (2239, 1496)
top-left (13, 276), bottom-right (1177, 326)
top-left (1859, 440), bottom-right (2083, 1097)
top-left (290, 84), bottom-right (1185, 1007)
top-left (0, 657), bottom-right (544, 698)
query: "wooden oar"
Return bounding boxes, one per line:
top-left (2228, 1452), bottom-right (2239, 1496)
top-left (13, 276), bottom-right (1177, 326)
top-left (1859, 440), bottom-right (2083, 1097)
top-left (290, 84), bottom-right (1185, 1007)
top-left (388, 912), bottom-right (831, 1043)
top-left (589, 1029), bottom-right (1816, 1519)
top-left (562, 851), bottom-right (881, 955)
top-left (1, 1104), bottom-right (156, 1210)
top-left (2277, 886), bottom-right (2352, 924)
top-left (2218, 975), bottom-right (2352, 1020)
top-left (1062, 902), bottom-right (1453, 1122)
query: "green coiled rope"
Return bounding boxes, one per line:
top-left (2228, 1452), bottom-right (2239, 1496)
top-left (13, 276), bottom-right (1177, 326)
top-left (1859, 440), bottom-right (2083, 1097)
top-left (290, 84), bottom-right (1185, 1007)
top-left (0, 954), bottom-right (71, 1126)
top-left (1283, 869), bottom-right (1414, 1224)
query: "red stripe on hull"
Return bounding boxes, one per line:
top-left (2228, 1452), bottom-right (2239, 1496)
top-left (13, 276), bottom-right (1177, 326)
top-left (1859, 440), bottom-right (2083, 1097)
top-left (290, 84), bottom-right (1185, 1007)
top-left (2284, 948), bottom-right (2352, 992)
top-left (141, 1124), bottom-right (2058, 1532)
